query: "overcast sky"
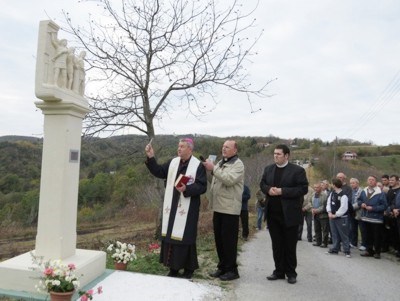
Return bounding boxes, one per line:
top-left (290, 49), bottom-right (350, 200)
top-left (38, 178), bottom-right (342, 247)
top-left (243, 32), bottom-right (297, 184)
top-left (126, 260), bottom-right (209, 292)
top-left (1, 0), bottom-right (399, 145)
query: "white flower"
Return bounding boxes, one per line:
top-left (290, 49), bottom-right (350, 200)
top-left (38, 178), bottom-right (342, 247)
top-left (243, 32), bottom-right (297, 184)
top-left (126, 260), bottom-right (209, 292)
top-left (73, 280), bottom-right (80, 288)
top-left (107, 241), bottom-right (137, 263)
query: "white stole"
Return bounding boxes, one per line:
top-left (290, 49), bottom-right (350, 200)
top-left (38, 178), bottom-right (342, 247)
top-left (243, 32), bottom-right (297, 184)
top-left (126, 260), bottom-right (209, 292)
top-left (162, 156), bottom-right (200, 240)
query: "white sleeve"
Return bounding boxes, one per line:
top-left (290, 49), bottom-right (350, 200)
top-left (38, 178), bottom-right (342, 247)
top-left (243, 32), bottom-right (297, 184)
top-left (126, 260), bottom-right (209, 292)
top-left (326, 195), bottom-right (332, 213)
top-left (335, 195), bottom-right (348, 217)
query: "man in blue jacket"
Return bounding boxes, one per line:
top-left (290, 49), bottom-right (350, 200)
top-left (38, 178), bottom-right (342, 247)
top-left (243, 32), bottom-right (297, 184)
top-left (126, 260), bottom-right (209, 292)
top-left (392, 180), bottom-right (400, 259)
top-left (358, 175), bottom-right (388, 259)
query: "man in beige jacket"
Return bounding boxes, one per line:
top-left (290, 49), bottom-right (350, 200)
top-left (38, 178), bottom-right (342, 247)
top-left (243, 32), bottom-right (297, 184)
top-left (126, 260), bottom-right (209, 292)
top-left (203, 140), bottom-right (244, 281)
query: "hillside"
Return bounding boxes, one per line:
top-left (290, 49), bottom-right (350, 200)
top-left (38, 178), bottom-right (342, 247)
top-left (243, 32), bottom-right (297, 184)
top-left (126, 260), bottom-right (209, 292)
top-left (1, 134), bottom-right (399, 230)
top-left (1, 134), bottom-right (400, 262)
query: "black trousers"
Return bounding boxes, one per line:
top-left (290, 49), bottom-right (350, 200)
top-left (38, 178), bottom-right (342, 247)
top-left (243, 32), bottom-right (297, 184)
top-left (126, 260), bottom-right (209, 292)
top-left (268, 214), bottom-right (298, 278)
top-left (382, 216), bottom-right (400, 251)
top-left (240, 209), bottom-right (249, 238)
top-left (213, 211), bottom-right (239, 274)
top-left (364, 221), bottom-right (384, 254)
top-left (314, 215), bottom-right (329, 245)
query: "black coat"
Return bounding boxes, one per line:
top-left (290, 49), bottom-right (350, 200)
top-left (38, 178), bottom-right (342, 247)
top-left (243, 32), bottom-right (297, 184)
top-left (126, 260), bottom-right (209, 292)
top-left (260, 162), bottom-right (309, 227)
top-left (146, 156), bottom-right (207, 244)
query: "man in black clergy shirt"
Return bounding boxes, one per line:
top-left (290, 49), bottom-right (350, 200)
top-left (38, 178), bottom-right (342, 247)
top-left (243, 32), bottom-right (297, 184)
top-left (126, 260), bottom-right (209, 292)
top-left (260, 144), bottom-right (309, 284)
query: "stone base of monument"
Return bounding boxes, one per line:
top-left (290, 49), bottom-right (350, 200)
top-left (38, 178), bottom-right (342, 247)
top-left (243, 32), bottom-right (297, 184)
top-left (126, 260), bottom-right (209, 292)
top-left (0, 249), bottom-right (106, 297)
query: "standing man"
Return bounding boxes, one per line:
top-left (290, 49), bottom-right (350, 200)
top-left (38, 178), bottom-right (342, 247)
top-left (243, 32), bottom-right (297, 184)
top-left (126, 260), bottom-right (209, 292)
top-left (321, 180), bottom-right (331, 194)
top-left (240, 185), bottom-right (251, 241)
top-left (204, 140), bottom-right (244, 281)
top-left (298, 187), bottom-right (313, 242)
top-left (393, 185), bottom-right (400, 260)
top-left (310, 182), bottom-right (329, 248)
top-left (145, 138), bottom-right (207, 279)
top-left (387, 175), bottom-right (400, 257)
top-left (358, 175), bottom-right (388, 259)
top-left (336, 172), bottom-right (353, 207)
top-left (326, 179), bottom-right (351, 258)
top-left (260, 144), bottom-right (309, 284)
top-left (336, 172), bottom-right (354, 230)
top-left (255, 189), bottom-right (266, 230)
top-left (349, 178), bottom-right (364, 249)
top-left (381, 174), bottom-right (390, 193)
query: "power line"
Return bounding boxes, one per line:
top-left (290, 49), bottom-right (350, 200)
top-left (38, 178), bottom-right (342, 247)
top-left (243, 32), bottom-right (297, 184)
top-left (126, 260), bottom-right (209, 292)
top-left (342, 69), bottom-right (400, 140)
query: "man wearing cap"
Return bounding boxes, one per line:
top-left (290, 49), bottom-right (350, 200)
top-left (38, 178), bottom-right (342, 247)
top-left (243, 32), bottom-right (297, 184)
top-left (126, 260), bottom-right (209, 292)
top-left (145, 138), bottom-right (207, 279)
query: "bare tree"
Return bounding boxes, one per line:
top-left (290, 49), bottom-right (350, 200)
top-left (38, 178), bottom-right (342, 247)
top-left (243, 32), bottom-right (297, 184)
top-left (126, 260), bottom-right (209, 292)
top-left (63, 0), bottom-right (273, 137)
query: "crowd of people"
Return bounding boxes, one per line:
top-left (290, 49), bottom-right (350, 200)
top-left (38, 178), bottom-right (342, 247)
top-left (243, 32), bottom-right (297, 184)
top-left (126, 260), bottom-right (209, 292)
top-left (297, 172), bottom-right (400, 260)
top-left (144, 138), bottom-right (400, 285)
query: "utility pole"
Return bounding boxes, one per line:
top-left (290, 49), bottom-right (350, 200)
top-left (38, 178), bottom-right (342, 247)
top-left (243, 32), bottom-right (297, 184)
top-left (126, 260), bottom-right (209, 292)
top-left (332, 136), bottom-right (338, 178)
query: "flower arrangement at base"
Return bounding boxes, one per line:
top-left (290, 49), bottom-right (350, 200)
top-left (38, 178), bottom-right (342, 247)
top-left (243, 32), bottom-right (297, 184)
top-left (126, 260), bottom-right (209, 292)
top-left (31, 253), bottom-right (103, 301)
top-left (107, 241), bottom-right (137, 264)
top-left (31, 253), bottom-right (79, 294)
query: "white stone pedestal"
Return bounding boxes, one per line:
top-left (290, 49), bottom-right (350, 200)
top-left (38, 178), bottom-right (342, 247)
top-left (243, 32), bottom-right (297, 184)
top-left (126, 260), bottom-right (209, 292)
top-left (0, 249), bottom-right (105, 295)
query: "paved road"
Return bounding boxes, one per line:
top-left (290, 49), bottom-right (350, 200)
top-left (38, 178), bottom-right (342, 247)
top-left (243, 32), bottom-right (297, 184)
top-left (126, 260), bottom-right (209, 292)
top-left (232, 228), bottom-right (399, 301)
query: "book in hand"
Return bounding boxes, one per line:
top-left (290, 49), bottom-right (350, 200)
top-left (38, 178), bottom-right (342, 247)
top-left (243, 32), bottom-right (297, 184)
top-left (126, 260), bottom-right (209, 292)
top-left (175, 174), bottom-right (191, 188)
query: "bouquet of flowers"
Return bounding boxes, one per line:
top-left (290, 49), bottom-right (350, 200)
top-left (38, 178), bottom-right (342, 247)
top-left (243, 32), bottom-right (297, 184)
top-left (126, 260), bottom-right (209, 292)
top-left (148, 243), bottom-right (161, 254)
top-left (31, 253), bottom-right (79, 293)
top-left (106, 241), bottom-right (137, 264)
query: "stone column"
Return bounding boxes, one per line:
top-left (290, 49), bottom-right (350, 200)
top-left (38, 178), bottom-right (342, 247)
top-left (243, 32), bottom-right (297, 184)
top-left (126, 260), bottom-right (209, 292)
top-left (34, 99), bottom-right (89, 259)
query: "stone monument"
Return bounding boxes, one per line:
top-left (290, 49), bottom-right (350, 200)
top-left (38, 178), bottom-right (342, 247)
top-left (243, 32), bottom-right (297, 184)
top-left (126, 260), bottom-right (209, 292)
top-left (0, 20), bottom-right (106, 296)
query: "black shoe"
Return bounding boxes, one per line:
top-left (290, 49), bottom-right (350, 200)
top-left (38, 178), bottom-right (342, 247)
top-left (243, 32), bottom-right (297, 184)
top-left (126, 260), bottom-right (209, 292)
top-left (287, 276), bottom-right (297, 284)
top-left (373, 253), bottom-right (381, 259)
top-left (326, 249), bottom-right (338, 255)
top-left (209, 269), bottom-right (223, 278)
top-left (266, 274), bottom-right (285, 280)
top-left (167, 269), bottom-right (179, 277)
top-left (181, 269), bottom-right (194, 279)
top-left (320, 244), bottom-right (328, 248)
top-left (312, 243), bottom-right (321, 247)
top-left (219, 271), bottom-right (240, 281)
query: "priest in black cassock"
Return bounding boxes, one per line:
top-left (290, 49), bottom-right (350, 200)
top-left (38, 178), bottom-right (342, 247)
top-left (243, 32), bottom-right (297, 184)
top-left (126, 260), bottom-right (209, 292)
top-left (145, 138), bottom-right (207, 279)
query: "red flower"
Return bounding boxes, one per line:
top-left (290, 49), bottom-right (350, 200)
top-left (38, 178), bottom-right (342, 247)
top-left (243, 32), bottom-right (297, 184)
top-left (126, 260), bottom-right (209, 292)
top-left (43, 267), bottom-right (54, 276)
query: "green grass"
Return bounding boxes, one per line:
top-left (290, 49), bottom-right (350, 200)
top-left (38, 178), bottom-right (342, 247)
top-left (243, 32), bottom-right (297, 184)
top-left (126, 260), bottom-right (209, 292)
top-left (363, 155), bottom-right (400, 174)
top-left (0, 213), bottom-right (256, 301)
top-left (128, 252), bottom-right (168, 275)
top-left (105, 215), bottom-right (256, 281)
